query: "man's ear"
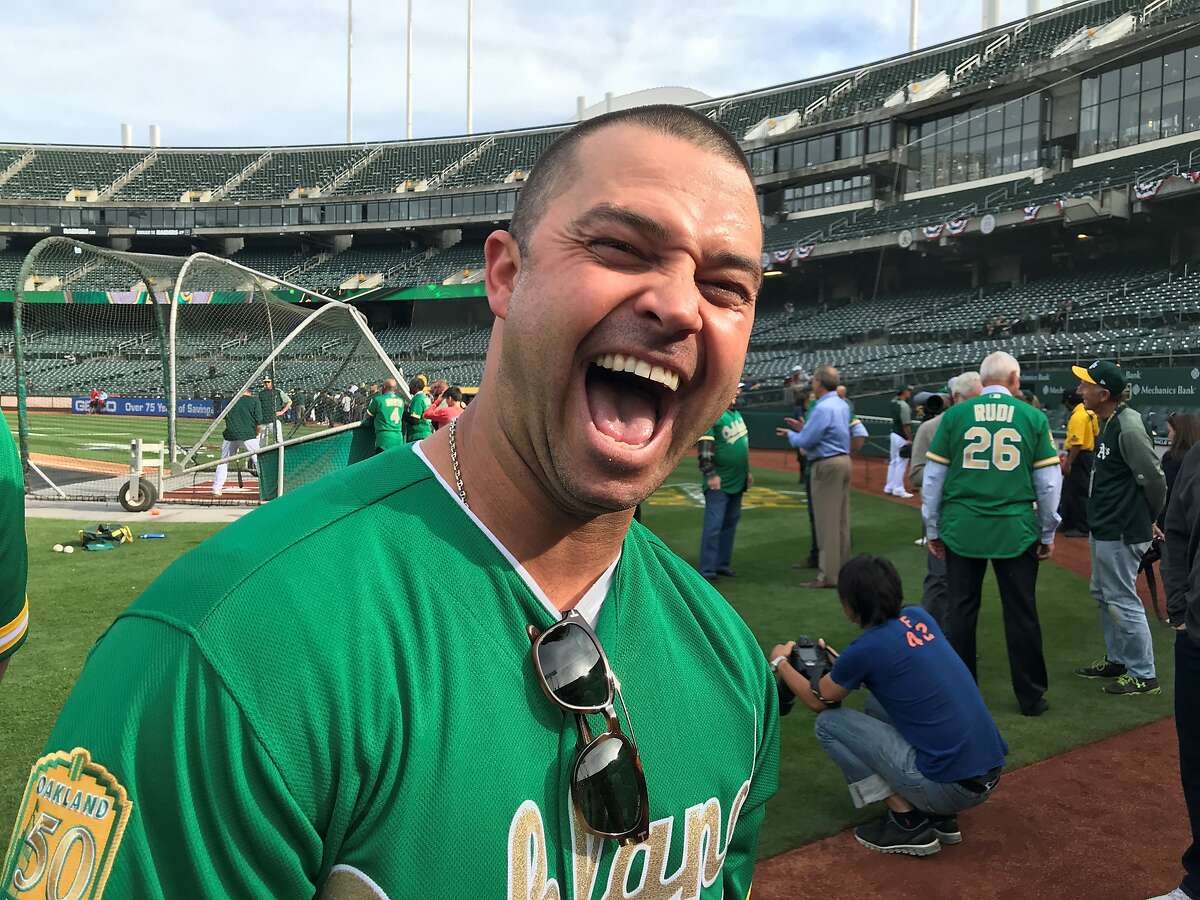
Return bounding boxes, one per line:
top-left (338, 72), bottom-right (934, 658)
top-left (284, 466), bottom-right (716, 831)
top-left (485, 230), bottom-right (521, 320)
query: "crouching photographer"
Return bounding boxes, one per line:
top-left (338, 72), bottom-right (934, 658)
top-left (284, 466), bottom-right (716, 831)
top-left (767, 555), bottom-right (1008, 857)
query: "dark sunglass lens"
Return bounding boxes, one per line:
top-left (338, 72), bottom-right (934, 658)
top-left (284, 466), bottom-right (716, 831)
top-left (537, 623), bottom-right (608, 708)
top-left (573, 736), bottom-right (643, 836)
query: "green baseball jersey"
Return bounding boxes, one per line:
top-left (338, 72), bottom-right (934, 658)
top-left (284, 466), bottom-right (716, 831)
top-left (367, 391), bottom-right (406, 450)
top-left (926, 390), bottom-right (1059, 558)
top-left (222, 394), bottom-right (262, 441)
top-left (257, 387), bottom-right (290, 419)
top-left (1088, 405), bottom-right (1167, 543)
top-left (405, 392), bottom-right (433, 442)
top-left (699, 409), bottom-right (750, 494)
top-left (5, 445), bottom-right (777, 899)
top-left (0, 422), bottom-right (28, 664)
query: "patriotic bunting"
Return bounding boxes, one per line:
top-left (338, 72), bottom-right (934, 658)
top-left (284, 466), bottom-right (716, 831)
top-left (1023, 205), bottom-right (1041, 221)
top-left (794, 243), bottom-right (815, 259)
top-left (946, 217), bottom-right (969, 236)
top-left (772, 248), bottom-right (795, 263)
top-left (1135, 179), bottom-right (1165, 201)
top-left (922, 223), bottom-right (944, 240)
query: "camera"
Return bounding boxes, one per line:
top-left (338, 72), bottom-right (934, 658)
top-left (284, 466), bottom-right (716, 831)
top-left (777, 635), bottom-right (838, 715)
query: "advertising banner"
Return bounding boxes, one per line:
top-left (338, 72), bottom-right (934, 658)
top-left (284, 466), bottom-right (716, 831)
top-left (71, 396), bottom-right (216, 418)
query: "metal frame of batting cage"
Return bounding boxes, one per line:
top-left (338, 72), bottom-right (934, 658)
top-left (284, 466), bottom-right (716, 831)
top-left (166, 256), bottom-right (406, 473)
top-left (13, 236), bottom-right (177, 499)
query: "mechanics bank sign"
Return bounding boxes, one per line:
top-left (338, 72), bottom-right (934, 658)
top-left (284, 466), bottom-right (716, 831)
top-left (71, 396), bottom-right (216, 418)
top-left (1040, 367), bottom-right (1200, 404)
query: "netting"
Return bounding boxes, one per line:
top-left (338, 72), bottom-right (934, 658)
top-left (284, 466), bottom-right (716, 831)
top-left (13, 238), bottom-right (404, 505)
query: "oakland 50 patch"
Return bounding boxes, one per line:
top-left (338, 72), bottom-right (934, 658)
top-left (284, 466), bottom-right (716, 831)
top-left (3, 748), bottom-right (132, 900)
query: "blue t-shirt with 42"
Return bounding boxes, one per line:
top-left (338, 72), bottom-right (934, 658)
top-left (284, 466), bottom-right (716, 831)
top-left (830, 606), bottom-right (1008, 783)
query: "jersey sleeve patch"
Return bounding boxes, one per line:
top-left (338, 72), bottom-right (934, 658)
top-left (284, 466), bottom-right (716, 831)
top-left (3, 748), bottom-right (133, 900)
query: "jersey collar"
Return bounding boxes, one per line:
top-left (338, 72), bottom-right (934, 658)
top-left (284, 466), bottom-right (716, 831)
top-left (981, 384), bottom-right (1013, 397)
top-left (412, 441), bottom-right (618, 626)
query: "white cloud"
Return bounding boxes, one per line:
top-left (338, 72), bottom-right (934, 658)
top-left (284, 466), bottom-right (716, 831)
top-left (0, 0), bottom-right (1066, 146)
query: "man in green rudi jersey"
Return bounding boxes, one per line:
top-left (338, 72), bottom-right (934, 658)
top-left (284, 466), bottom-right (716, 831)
top-left (4, 106), bottom-right (776, 899)
top-left (0, 421), bottom-right (28, 682)
top-left (922, 351), bottom-right (1062, 717)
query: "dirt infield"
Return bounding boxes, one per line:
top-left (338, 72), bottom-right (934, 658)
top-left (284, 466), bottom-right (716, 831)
top-left (747, 449), bottom-right (1185, 899)
top-left (753, 718), bottom-right (1186, 900)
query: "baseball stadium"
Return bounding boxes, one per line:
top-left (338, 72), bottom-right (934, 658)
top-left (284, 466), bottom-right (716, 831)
top-left (3, 0), bottom-right (1200, 897)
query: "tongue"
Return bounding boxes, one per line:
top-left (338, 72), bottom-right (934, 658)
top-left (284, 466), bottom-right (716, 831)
top-left (588, 376), bottom-right (657, 446)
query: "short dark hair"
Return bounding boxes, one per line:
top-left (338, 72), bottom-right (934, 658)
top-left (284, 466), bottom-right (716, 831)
top-left (446, 386), bottom-right (463, 403)
top-left (508, 105), bottom-right (752, 254)
top-left (837, 555), bottom-right (904, 627)
top-left (408, 376), bottom-right (425, 394)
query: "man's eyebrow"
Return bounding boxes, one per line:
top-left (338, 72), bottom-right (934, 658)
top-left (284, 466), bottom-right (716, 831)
top-left (708, 250), bottom-right (764, 292)
top-left (568, 203), bottom-right (672, 244)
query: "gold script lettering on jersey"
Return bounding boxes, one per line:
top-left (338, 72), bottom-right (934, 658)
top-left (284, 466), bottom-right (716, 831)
top-left (506, 781), bottom-right (751, 900)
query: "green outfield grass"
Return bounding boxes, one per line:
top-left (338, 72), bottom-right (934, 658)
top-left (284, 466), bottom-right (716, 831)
top-left (0, 466), bottom-right (1175, 861)
top-left (5, 409), bottom-right (221, 466)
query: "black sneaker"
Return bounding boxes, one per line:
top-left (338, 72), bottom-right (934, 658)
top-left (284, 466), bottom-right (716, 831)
top-left (1103, 673), bottom-right (1162, 696)
top-left (1074, 658), bottom-right (1127, 679)
top-left (929, 815), bottom-right (961, 845)
top-left (853, 812), bottom-right (940, 857)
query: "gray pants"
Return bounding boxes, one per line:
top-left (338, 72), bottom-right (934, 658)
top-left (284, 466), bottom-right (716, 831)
top-left (1089, 536), bottom-right (1156, 680)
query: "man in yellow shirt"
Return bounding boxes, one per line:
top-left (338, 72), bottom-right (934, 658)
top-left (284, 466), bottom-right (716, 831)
top-left (1060, 389), bottom-right (1098, 537)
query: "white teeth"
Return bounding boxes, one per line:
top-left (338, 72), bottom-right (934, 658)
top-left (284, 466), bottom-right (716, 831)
top-left (591, 354), bottom-right (679, 392)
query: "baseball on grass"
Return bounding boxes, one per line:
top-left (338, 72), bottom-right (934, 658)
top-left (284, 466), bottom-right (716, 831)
top-left (52, 544), bottom-right (63, 552)
top-left (63, 545), bottom-right (75, 554)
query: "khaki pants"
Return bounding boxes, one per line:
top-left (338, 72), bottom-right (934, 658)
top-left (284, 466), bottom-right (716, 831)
top-left (811, 454), bottom-right (852, 584)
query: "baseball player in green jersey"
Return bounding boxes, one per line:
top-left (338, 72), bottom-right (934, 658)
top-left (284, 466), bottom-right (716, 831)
top-left (212, 388), bottom-right (263, 497)
top-left (7, 105), bottom-right (776, 899)
top-left (0, 421), bottom-right (28, 682)
top-left (922, 351), bottom-right (1062, 716)
top-left (697, 384), bottom-right (752, 581)
top-left (365, 377), bottom-right (406, 452)
top-left (1071, 360), bottom-right (1167, 696)
top-left (404, 376), bottom-right (433, 442)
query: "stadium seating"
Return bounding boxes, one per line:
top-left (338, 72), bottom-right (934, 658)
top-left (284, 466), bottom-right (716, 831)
top-left (439, 132), bottom-right (561, 189)
top-left (0, 150), bottom-right (148, 198)
top-left (329, 143), bottom-right (465, 195)
top-left (115, 151), bottom-right (263, 201)
top-left (228, 147), bottom-right (369, 200)
top-left (301, 246), bottom-right (426, 291)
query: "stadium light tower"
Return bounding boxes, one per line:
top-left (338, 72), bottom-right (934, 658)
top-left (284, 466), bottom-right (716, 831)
top-left (909, 0), bottom-right (918, 50)
top-left (346, 0), bottom-right (354, 143)
top-left (982, 0), bottom-right (1000, 29)
top-left (466, 0), bottom-right (474, 135)
top-left (406, 0), bottom-right (414, 140)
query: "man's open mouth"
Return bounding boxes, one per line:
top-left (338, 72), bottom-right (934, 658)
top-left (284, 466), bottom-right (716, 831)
top-left (584, 353), bottom-right (680, 449)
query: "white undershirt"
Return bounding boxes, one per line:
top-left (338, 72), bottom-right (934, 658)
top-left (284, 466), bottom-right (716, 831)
top-left (412, 442), bottom-right (617, 625)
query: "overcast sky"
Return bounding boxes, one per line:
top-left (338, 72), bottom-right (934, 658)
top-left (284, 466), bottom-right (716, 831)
top-left (3, 0), bottom-right (1052, 147)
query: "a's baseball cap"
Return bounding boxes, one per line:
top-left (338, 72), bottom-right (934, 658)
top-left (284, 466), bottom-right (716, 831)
top-left (1072, 359), bottom-right (1126, 395)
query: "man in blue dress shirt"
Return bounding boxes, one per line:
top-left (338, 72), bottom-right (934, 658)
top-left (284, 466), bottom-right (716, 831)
top-left (778, 365), bottom-right (864, 588)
